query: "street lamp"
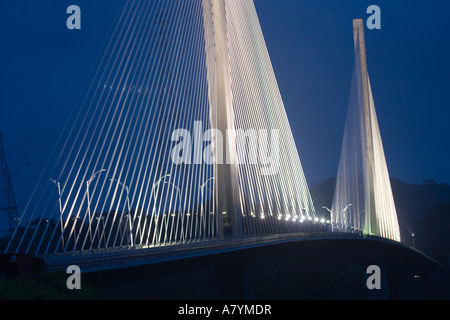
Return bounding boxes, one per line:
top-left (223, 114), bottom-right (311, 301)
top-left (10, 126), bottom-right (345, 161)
top-left (146, 174), bottom-right (171, 240)
top-left (6, 162), bottom-right (30, 239)
top-left (159, 180), bottom-right (181, 244)
top-left (164, 181), bottom-right (181, 212)
top-left (200, 177), bottom-right (214, 240)
top-left (322, 206), bottom-right (332, 214)
top-left (11, 163), bottom-right (31, 177)
top-left (312, 194), bottom-right (322, 204)
top-left (86, 169), bottom-right (106, 246)
top-left (71, 214), bottom-right (81, 249)
top-left (200, 177), bottom-right (215, 191)
top-left (150, 174), bottom-right (171, 211)
top-left (110, 178), bottom-right (134, 247)
top-left (95, 215), bottom-right (106, 247)
top-left (153, 174), bottom-right (171, 190)
top-left (200, 177), bottom-right (215, 214)
top-left (50, 178), bottom-right (64, 249)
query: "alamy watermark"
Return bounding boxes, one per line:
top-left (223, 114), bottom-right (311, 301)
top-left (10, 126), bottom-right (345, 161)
top-left (366, 265), bottom-right (381, 290)
top-left (66, 5), bottom-right (81, 30)
top-left (170, 121), bottom-right (280, 176)
top-left (366, 5), bottom-right (381, 30)
top-left (66, 265), bottom-right (81, 290)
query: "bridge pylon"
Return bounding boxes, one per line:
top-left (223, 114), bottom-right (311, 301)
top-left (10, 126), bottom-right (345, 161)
top-left (331, 19), bottom-right (400, 241)
top-left (204, 0), bottom-right (242, 240)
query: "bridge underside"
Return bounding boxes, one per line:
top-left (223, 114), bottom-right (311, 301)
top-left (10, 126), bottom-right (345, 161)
top-left (80, 235), bottom-right (441, 299)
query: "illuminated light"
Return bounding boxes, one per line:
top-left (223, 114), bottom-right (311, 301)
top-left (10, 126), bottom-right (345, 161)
top-left (320, 218), bottom-right (325, 223)
top-left (314, 217), bottom-right (319, 222)
top-left (222, 211), bottom-right (227, 215)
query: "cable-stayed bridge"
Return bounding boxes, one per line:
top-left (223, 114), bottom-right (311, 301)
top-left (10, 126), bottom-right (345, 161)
top-left (1, 1), bottom-right (412, 277)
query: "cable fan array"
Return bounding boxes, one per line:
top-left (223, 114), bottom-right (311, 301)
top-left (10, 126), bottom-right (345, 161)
top-left (5, 0), bottom-right (320, 256)
top-left (224, 1), bottom-right (316, 234)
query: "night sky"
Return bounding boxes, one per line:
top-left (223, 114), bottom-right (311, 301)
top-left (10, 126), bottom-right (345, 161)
top-left (1, 0), bottom-right (449, 212)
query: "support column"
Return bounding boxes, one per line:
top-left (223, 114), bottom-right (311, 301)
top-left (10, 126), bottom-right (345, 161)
top-left (353, 19), bottom-right (377, 236)
top-left (204, 0), bottom-right (242, 239)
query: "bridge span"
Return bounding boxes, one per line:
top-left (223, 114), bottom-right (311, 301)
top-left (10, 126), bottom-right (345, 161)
top-left (77, 233), bottom-right (441, 299)
top-left (41, 232), bottom-right (439, 274)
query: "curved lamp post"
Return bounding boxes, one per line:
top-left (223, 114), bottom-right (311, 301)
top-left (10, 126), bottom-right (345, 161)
top-left (50, 178), bottom-right (64, 249)
top-left (110, 178), bottom-right (134, 247)
top-left (86, 169), bottom-right (106, 245)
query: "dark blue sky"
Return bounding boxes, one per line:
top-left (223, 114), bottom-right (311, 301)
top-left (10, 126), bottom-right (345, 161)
top-left (1, 0), bottom-right (449, 212)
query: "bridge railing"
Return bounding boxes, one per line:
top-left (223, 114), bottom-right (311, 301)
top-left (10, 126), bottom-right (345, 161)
top-left (43, 232), bottom-right (339, 273)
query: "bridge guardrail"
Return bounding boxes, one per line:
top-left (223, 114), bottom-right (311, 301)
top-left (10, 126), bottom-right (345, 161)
top-left (42, 232), bottom-right (401, 273)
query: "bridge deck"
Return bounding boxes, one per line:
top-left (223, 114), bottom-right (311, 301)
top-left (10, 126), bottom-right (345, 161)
top-left (41, 233), bottom-right (440, 274)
